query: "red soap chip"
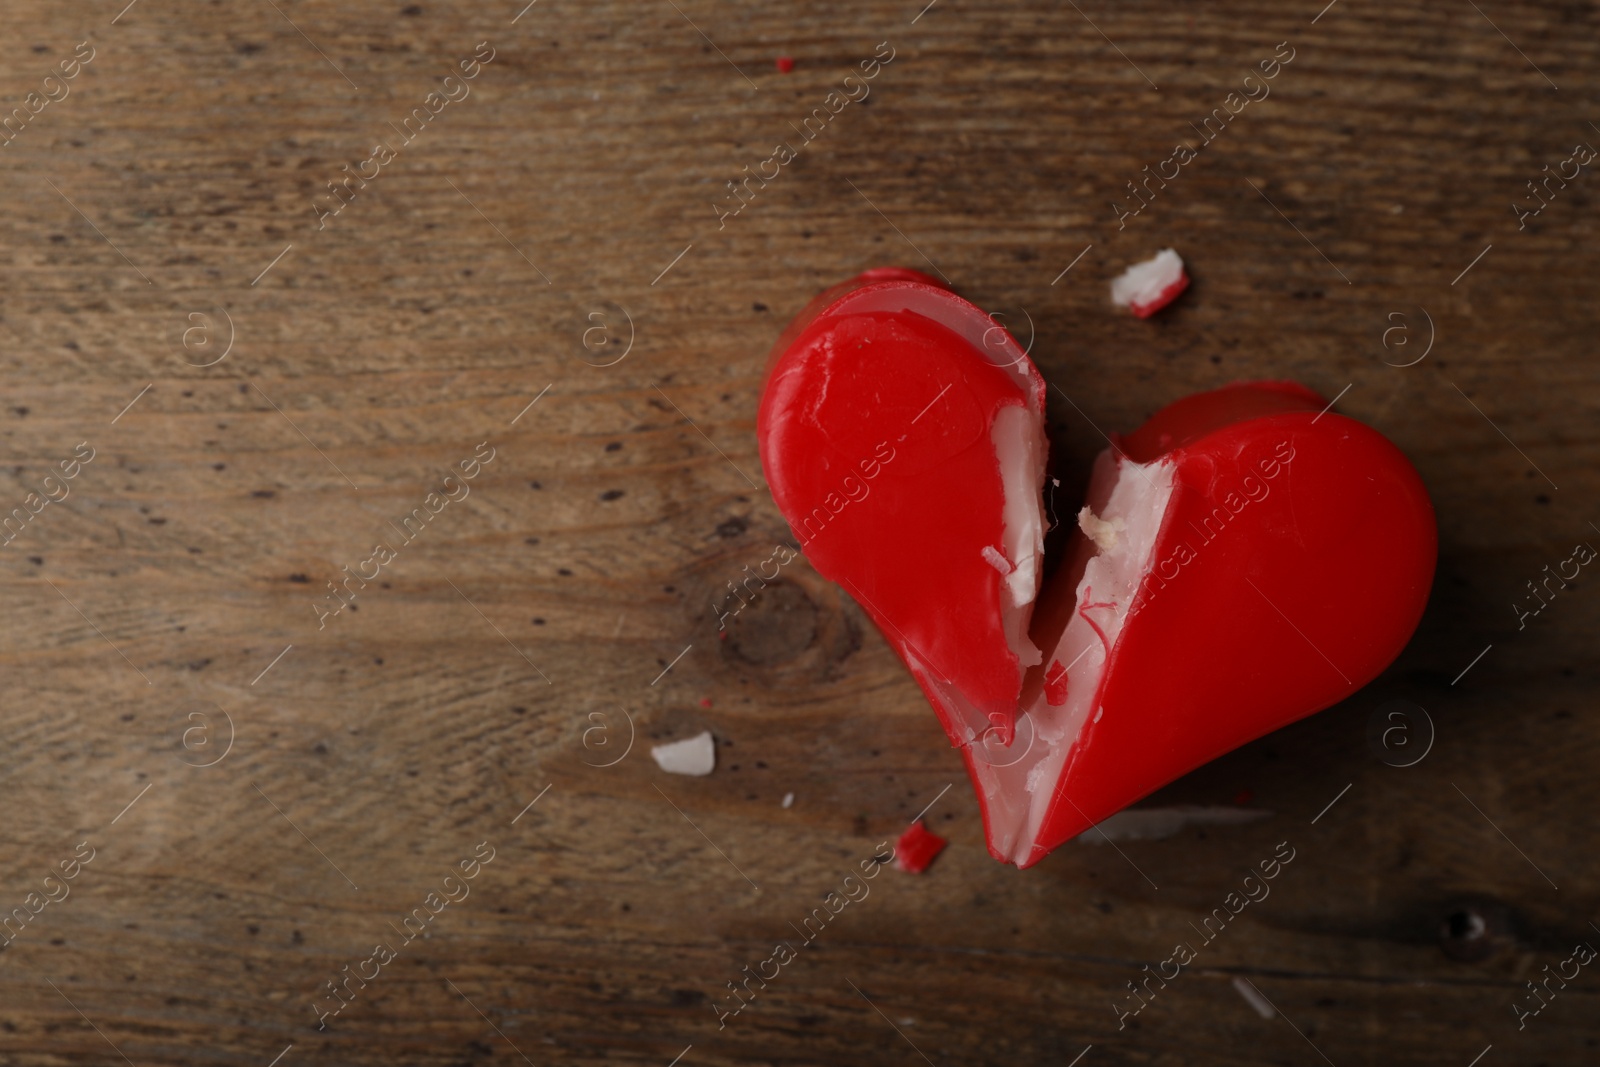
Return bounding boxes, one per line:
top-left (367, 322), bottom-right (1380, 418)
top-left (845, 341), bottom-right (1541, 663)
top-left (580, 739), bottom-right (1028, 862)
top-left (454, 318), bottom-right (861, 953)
top-left (1110, 248), bottom-right (1189, 319)
top-left (1130, 273), bottom-right (1189, 319)
top-left (699, 697), bottom-right (713, 708)
top-left (894, 820), bottom-right (948, 874)
top-left (775, 56), bottom-right (795, 73)
top-left (1043, 659), bottom-right (1070, 707)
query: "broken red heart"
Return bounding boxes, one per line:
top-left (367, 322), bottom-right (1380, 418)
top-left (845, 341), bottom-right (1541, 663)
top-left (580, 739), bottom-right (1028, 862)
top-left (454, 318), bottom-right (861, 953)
top-left (758, 270), bottom-right (1436, 868)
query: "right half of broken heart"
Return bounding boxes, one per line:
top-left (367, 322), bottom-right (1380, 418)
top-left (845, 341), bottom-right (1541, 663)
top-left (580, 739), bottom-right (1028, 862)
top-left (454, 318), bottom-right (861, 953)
top-left (758, 271), bottom-right (1437, 869)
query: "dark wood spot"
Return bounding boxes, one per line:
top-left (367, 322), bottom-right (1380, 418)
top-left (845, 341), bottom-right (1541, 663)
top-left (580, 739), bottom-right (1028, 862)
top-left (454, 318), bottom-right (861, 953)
top-left (1438, 901), bottom-right (1510, 963)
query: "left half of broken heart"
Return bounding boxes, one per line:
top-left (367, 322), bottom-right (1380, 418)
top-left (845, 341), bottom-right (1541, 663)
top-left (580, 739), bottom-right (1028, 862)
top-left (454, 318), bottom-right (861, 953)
top-left (756, 268), bottom-right (1049, 759)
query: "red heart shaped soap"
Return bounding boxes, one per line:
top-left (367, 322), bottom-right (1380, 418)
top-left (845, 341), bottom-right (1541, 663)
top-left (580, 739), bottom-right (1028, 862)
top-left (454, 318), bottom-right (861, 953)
top-left (759, 269), bottom-right (1048, 746)
top-left (758, 272), bottom-right (1437, 868)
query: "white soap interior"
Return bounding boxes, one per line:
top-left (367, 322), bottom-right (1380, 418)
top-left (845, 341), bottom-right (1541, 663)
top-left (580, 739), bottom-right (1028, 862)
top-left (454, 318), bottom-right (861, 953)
top-left (970, 449), bottom-right (1176, 865)
top-left (652, 730), bottom-right (716, 776)
top-left (992, 403), bottom-right (1047, 671)
top-left (1110, 248), bottom-right (1184, 309)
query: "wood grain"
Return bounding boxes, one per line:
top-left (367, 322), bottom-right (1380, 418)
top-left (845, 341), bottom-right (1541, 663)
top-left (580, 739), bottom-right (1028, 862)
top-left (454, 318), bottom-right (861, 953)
top-left (0, 1), bottom-right (1597, 1064)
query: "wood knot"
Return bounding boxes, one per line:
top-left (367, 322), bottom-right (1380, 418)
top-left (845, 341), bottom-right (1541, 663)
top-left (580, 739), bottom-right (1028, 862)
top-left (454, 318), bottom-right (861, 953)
top-left (1438, 901), bottom-right (1511, 963)
top-left (707, 567), bottom-right (864, 685)
top-left (723, 581), bottom-right (817, 666)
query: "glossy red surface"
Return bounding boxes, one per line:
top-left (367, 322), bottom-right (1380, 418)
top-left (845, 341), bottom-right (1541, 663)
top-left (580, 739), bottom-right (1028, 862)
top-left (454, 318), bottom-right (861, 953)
top-left (759, 272), bottom-right (1438, 868)
top-left (1009, 384), bottom-right (1437, 865)
top-left (894, 821), bottom-right (949, 874)
top-left (757, 275), bottom-right (1042, 743)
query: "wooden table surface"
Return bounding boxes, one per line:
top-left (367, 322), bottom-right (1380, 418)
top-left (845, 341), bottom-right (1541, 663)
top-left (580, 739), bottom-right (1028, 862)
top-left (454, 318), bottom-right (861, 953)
top-left (1, 1), bottom-right (1597, 1064)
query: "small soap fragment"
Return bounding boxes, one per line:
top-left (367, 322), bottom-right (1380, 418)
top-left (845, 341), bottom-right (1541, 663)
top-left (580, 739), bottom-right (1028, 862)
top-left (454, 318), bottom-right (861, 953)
top-left (1077, 506), bottom-right (1126, 551)
top-left (1043, 660), bottom-right (1070, 706)
top-left (651, 730), bottom-right (716, 776)
top-left (981, 545), bottom-right (1014, 575)
top-left (1111, 248), bottom-right (1189, 319)
top-left (775, 56), bottom-right (795, 73)
top-left (894, 820), bottom-right (948, 874)
top-left (782, 792), bottom-right (795, 809)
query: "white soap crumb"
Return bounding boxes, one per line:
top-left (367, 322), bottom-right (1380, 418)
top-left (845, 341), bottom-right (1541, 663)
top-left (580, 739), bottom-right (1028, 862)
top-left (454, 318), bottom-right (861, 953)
top-left (1093, 705), bottom-right (1104, 723)
top-left (782, 792), bottom-right (795, 809)
top-left (1111, 248), bottom-right (1187, 316)
top-left (1077, 506), bottom-right (1126, 552)
top-left (651, 730), bottom-right (716, 776)
top-left (981, 545), bottom-right (1015, 575)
